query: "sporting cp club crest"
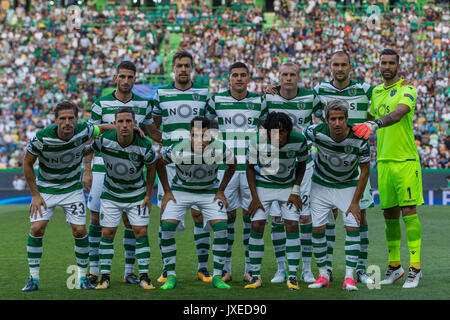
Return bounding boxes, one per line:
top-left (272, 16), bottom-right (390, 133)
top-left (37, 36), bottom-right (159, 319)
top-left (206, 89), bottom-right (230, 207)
top-left (390, 89), bottom-right (397, 97)
top-left (192, 93), bottom-right (200, 101)
top-left (297, 102), bottom-right (305, 110)
top-left (247, 102), bottom-right (254, 110)
top-left (129, 152), bottom-right (139, 162)
top-left (344, 145), bottom-right (353, 154)
top-left (349, 88), bottom-right (356, 96)
top-left (287, 150), bottom-right (296, 158)
top-left (73, 138), bottom-right (82, 147)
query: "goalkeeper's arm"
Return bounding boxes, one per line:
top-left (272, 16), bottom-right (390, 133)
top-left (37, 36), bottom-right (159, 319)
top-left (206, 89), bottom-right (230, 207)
top-left (352, 104), bottom-right (410, 139)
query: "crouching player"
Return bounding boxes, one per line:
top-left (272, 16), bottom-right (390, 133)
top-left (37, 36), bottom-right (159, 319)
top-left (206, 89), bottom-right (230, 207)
top-left (158, 116), bottom-right (237, 290)
top-left (246, 112), bottom-right (308, 290)
top-left (306, 100), bottom-right (370, 291)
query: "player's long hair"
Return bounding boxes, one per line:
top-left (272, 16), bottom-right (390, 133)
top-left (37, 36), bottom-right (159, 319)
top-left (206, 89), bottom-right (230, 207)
top-left (263, 112), bottom-right (293, 142)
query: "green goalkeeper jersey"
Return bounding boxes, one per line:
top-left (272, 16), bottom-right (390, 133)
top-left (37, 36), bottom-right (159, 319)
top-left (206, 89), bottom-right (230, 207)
top-left (369, 79), bottom-right (418, 162)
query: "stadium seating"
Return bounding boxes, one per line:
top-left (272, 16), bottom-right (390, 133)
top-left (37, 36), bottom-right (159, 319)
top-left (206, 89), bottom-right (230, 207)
top-left (0, 1), bottom-right (448, 170)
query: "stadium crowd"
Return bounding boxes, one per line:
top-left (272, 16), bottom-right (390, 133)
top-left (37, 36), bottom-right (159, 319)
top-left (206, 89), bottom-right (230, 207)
top-left (0, 1), bottom-right (448, 170)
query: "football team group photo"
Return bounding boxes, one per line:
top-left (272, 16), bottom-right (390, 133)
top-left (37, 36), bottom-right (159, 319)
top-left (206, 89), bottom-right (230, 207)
top-left (0, 0), bottom-right (448, 302)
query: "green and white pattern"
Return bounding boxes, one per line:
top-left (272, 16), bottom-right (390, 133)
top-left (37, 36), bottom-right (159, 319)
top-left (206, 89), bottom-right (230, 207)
top-left (91, 130), bottom-right (157, 203)
top-left (206, 90), bottom-right (267, 171)
top-left (161, 139), bottom-right (234, 194)
top-left (248, 131), bottom-right (308, 189)
top-left (89, 92), bottom-right (153, 173)
top-left (314, 80), bottom-right (373, 125)
top-left (26, 122), bottom-right (99, 194)
top-left (305, 123), bottom-right (370, 189)
top-left (152, 84), bottom-right (210, 147)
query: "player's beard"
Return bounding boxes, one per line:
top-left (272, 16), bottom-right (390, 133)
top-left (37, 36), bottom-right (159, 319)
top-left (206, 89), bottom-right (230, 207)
top-left (118, 84), bottom-right (132, 95)
top-left (176, 74), bottom-right (190, 84)
top-left (382, 68), bottom-right (398, 81)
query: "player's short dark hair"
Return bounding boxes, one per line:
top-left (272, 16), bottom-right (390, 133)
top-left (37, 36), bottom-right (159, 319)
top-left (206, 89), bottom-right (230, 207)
top-left (263, 112), bottom-right (293, 141)
top-left (380, 49), bottom-right (400, 63)
top-left (331, 51), bottom-right (351, 64)
top-left (190, 116), bottom-right (211, 131)
top-left (117, 60), bottom-right (137, 74)
top-left (114, 107), bottom-right (135, 119)
top-left (229, 62), bottom-right (249, 75)
top-left (54, 101), bottom-right (78, 119)
top-left (172, 50), bottom-right (193, 66)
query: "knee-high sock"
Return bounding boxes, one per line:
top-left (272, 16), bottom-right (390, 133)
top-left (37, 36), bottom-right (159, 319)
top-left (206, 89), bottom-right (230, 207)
top-left (136, 236), bottom-right (150, 275)
top-left (161, 222), bottom-right (177, 277)
top-left (325, 223), bottom-right (336, 270)
top-left (194, 222), bottom-right (210, 271)
top-left (356, 224), bottom-right (369, 271)
top-left (27, 234), bottom-right (43, 280)
top-left (271, 221), bottom-right (286, 272)
top-left (212, 222), bottom-right (228, 277)
top-left (248, 230), bottom-right (264, 278)
top-left (158, 223), bottom-right (165, 271)
top-left (224, 216), bottom-right (236, 274)
top-left (88, 224), bottom-right (102, 276)
top-left (286, 232), bottom-right (300, 277)
top-left (242, 215), bottom-right (252, 273)
top-left (345, 229), bottom-right (360, 279)
top-left (300, 222), bottom-right (313, 271)
top-left (123, 228), bottom-right (136, 276)
top-left (74, 235), bottom-right (89, 280)
top-left (385, 218), bottom-right (401, 267)
top-left (312, 231), bottom-right (328, 278)
top-left (403, 214), bottom-right (422, 269)
top-left (99, 237), bottom-right (114, 275)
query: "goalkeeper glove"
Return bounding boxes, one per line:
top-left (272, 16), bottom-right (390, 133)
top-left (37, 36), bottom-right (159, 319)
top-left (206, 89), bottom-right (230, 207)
top-left (352, 120), bottom-right (382, 139)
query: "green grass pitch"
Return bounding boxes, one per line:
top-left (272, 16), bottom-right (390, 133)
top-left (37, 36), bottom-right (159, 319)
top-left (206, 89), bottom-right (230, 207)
top-left (0, 205), bottom-right (448, 300)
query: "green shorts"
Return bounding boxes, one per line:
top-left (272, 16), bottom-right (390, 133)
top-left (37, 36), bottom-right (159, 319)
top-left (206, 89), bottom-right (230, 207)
top-left (378, 160), bottom-right (424, 209)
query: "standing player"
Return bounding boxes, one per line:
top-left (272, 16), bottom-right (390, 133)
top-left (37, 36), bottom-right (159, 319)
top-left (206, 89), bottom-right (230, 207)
top-left (85, 107), bottom-right (158, 290)
top-left (83, 61), bottom-right (160, 285)
top-left (246, 112), bottom-right (308, 290)
top-left (22, 102), bottom-right (113, 292)
top-left (353, 49), bottom-right (423, 288)
top-left (158, 117), bottom-right (237, 290)
top-left (205, 62), bottom-right (267, 283)
top-left (264, 62), bottom-right (319, 284)
top-left (153, 51), bottom-right (213, 284)
top-left (306, 100), bottom-right (370, 291)
top-left (313, 51), bottom-right (374, 284)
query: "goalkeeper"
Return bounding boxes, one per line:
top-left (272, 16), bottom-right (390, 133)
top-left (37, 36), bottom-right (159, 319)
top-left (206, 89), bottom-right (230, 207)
top-left (353, 49), bottom-right (423, 289)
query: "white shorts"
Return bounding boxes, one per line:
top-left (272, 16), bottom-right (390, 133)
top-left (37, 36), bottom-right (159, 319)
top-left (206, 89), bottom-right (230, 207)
top-left (100, 198), bottom-right (149, 228)
top-left (270, 161), bottom-right (313, 218)
top-left (360, 180), bottom-right (374, 210)
top-left (30, 189), bottom-right (87, 225)
top-left (87, 171), bottom-right (105, 213)
top-left (252, 186), bottom-right (300, 222)
top-left (157, 164), bottom-right (201, 211)
top-left (310, 182), bottom-right (359, 228)
top-left (217, 170), bottom-right (251, 212)
top-left (161, 190), bottom-right (227, 232)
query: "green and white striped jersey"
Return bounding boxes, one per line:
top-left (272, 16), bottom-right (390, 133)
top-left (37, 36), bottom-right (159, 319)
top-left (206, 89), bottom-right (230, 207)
top-left (205, 90), bottom-right (267, 171)
top-left (88, 91), bottom-right (153, 173)
top-left (247, 131), bottom-right (308, 189)
top-left (91, 130), bottom-right (157, 203)
top-left (314, 80), bottom-right (373, 125)
top-left (161, 138), bottom-right (235, 194)
top-left (26, 122), bottom-right (99, 194)
top-left (265, 88), bottom-right (320, 164)
top-left (152, 83), bottom-right (210, 148)
top-left (305, 123), bottom-right (370, 189)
